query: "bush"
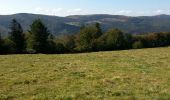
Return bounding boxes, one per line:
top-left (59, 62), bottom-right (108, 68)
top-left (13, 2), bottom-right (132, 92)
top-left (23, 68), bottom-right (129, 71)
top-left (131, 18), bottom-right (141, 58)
top-left (56, 43), bottom-right (67, 54)
top-left (3, 39), bottom-right (17, 53)
top-left (61, 35), bottom-right (76, 52)
top-left (102, 28), bottom-right (125, 50)
top-left (26, 49), bottom-right (36, 54)
top-left (132, 41), bottom-right (143, 49)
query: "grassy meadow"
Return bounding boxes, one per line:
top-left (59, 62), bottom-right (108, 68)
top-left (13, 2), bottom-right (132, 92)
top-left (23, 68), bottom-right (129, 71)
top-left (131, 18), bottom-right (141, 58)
top-left (0, 47), bottom-right (170, 100)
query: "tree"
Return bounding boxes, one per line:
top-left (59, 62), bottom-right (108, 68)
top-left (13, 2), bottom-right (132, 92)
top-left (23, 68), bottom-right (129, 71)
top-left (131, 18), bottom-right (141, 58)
top-left (132, 41), bottom-right (143, 49)
top-left (27, 19), bottom-right (50, 53)
top-left (91, 23), bottom-right (103, 51)
top-left (164, 32), bottom-right (170, 46)
top-left (3, 38), bottom-right (16, 53)
top-left (55, 43), bottom-right (67, 54)
top-left (95, 22), bottom-right (103, 38)
top-left (101, 28), bottom-right (125, 50)
top-left (75, 26), bottom-right (97, 52)
top-left (9, 19), bottom-right (25, 53)
top-left (62, 35), bottom-right (76, 52)
top-left (156, 33), bottom-right (168, 47)
top-left (47, 34), bottom-right (57, 53)
top-left (124, 33), bottom-right (133, 49)
top-left (0, 33), bottom-right (3, 53)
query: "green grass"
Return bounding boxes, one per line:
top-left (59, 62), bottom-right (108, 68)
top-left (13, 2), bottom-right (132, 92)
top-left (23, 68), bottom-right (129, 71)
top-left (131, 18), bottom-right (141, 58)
top-left (1, 47), bottom-right (170, 100)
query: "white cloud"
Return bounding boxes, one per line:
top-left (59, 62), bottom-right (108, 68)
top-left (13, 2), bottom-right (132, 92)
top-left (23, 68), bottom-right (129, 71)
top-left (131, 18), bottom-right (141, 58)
top-left (52, 8), bottom-right (63, 12)
top-left (34, 7), bottom-right (83, 16)
top-left (1, 6), bottom-right (167, 16)
top-left (35, 7), bottom-right (43, 12)
top-left (73, 8), bottom-right (82, 12)
top-left (67, 8), bottom-right (82, 13)
top-left (154, 9), bottom-right (165, 14)
top-left (111, 9), bottom-right (167, 16)
top-left (113, 10), bottom-right (132, 15)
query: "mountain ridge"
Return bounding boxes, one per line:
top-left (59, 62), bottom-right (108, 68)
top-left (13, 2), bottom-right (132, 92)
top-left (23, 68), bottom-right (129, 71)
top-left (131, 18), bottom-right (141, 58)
top-left (0, 13), bottom-right (170, 36)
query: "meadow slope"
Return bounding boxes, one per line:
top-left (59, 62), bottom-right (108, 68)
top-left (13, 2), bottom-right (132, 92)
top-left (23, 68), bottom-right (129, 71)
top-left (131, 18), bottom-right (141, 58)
top-left (0, 47), bottom-right (170, 100)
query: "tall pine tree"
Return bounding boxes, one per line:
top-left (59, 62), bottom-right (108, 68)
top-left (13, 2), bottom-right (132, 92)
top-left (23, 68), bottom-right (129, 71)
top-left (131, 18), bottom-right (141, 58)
top-left (9, 19), bottom-right (25, 53)
top-left (27, 19), bottom-right (50, 53)
top-left (95, 22), bottom-right (103, 38)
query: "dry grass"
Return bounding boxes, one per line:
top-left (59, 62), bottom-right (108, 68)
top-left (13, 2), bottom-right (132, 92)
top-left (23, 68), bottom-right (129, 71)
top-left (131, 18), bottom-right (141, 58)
top-left (0, 47), bottom-right (170, 100)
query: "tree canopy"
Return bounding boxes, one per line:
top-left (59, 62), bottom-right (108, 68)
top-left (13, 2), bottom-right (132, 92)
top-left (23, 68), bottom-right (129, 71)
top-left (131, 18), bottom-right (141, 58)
top-left (9, 19), bottom-right (25, 53)
top-left (27, 19), bottom-right (50, 53)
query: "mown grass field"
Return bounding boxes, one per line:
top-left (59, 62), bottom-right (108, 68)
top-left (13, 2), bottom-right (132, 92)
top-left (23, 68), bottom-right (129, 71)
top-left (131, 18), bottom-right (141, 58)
top-left (0, 47), bottom-right (170, 100)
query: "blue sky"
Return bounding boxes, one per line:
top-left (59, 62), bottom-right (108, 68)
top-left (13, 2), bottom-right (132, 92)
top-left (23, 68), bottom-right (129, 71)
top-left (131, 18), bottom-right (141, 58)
top-left (0, 0), bottom-right (170, 16)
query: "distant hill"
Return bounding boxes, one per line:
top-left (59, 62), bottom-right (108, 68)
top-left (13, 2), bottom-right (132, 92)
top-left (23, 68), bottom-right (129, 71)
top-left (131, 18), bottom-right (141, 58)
top-left (1, 13), bottom-right (170, 36)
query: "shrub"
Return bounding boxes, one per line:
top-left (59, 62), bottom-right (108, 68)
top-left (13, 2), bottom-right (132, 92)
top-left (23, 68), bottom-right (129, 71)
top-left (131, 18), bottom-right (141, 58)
top-left (132, 41), bottom-right (143, 49)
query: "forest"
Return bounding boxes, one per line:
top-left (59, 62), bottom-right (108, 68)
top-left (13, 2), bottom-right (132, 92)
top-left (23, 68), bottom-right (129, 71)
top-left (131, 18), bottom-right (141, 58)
top-left (1, 19), bottom-right (170, 54)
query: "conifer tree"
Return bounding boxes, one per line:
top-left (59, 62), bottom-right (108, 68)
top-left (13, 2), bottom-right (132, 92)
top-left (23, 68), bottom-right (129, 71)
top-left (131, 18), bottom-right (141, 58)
top-left (27, 19), bottom-right (50, 53)
top-left (95, 22), bottom-right (103, 38)
top-left (9, 19), bottom-right (25, 53)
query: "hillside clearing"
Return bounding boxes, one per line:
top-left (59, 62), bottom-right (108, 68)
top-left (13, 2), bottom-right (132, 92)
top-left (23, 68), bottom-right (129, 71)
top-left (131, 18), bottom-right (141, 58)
top-left (0, 47), bottom-right (170, 100)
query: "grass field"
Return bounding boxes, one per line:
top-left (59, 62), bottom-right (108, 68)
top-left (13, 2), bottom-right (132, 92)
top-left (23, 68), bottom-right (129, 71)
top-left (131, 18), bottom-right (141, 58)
top-left (0, 47), bottom-right (170, 100)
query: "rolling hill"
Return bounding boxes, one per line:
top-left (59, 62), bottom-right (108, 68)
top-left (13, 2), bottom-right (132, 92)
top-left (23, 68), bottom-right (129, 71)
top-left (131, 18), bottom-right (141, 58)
top-left (1, 13), bottom-right (170, 36)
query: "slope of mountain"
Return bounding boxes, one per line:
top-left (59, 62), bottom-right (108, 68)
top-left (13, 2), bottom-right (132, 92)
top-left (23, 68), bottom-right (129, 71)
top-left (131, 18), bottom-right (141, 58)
top-left (0, 13), bottom-right (170, 36)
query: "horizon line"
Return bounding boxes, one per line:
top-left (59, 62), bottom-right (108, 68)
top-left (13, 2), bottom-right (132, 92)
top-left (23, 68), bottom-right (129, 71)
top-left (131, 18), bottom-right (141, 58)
top-left (0, 13), bottom-right (169, 17)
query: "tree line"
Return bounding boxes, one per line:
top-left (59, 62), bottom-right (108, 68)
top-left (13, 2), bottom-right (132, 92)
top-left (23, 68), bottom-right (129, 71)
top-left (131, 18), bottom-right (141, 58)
top-left (0, 19), bottom-right (170, 54)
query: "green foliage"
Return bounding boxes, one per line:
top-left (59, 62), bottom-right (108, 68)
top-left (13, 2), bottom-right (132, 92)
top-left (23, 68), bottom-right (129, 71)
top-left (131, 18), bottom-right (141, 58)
top-left (75, 26), bottom-right (97, 52)
top-left (62, 35), bottom-right (76, 52)
top-left (46, 34), bottom-right (57, 53)
top-left (8, 19), bottom-right (25, 53)
top-left (75, 23), bottom-right (103, 52)
top-left (91, 23), bottom-right (103, 51)
top-left (132, 32), bottom-right (170, 48)
top-left (0, 34), bottom-right (6, 54)
top-left (27, 19), bottom-right (50, 53)
top-left (0, 33), bottom-right (2, 52)
top-left (132, 41), bottom-right (143, 49)
top-left (55, 43), bottom-right (67, 53)
top-left (124, 34), bottom-right (133, 49)
top-left (0, 35), bottom-right (14, 54)
top-left (101, 28), bottom-right (125, 50)
top-left (156, 33), bottom-right (169, 46)
top-left (95, 22), bottom-right (103, 38)
top-left (2, 18), bottom-right (170, 54)
top-left (2, 38), bottom-right (16, 53)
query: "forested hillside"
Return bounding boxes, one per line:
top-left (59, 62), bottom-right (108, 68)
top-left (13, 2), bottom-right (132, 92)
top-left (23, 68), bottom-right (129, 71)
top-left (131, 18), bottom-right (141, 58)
top-left (1, 19), bottom-right (170, 54)
top-left (1, 13), bottom-right (170, 36)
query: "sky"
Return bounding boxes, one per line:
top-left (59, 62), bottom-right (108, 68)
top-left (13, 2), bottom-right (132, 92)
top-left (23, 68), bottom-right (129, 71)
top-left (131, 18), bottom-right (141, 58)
top-left (0, 0), bottom-right (170, 16)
